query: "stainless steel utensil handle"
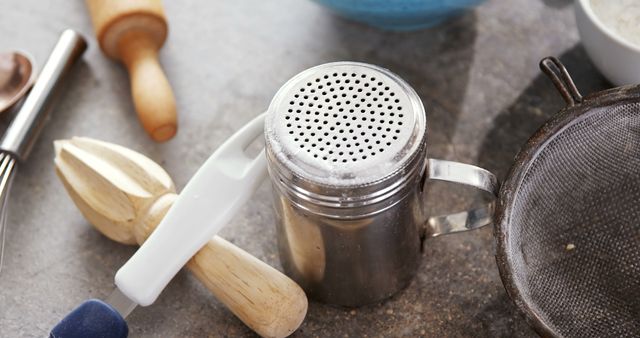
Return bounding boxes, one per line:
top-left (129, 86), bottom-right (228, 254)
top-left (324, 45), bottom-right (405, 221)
top-left (424, 158), bottom-right (498, 237)
top-left (0, 29), bottom-right (87, 161)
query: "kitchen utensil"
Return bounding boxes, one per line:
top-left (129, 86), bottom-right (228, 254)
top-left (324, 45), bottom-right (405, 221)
top-left (0, 30), bottom-right (86, 275)
top-left (54, 136), bottom-right (307, 338)
top-left (0, 51), bottom-right (35, 114)
top-left (312, 0), bottom-right (485, 31)
top-left (51, 113), bottom-right (269, 337)
top-left (85, 0), bottom-right (177, 142)
top-left (576, 0), bottom-right (640, 85)
top-left (264, 62), bottom-right (498, 306)
top-left (495, 57), bottom-right (640, 337)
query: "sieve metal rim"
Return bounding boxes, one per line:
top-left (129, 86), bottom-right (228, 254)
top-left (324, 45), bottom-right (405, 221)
top-left (494, 64), bottom-right (640, 337)
top-left (264, 61), bottom-right (428, 210)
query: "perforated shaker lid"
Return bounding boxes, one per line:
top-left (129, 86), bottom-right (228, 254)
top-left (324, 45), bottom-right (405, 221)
top-left (265, 62), bottom-right (427, 202)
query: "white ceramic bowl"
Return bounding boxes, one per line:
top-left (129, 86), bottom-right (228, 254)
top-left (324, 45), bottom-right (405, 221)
top-left (576, 0), bottom-right (640, 86)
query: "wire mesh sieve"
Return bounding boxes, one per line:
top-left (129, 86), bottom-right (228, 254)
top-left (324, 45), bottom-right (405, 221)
top-left (496, 57), bottom-right (640, 337)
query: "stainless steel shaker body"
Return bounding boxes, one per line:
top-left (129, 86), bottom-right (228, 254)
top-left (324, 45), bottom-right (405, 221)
top-left (264, 62), bottom-right (497, 306)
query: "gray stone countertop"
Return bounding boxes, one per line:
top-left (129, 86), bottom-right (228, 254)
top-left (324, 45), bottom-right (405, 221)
top-left (0, 0), bottom-right (610, 337)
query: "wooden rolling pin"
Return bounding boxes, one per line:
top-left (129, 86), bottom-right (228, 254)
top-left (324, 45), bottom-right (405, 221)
top-left (54, 137), bottom-right (307, 338)
top-left (85, 0), bottom-right (177, 142)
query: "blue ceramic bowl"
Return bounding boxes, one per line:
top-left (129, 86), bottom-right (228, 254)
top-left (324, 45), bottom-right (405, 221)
top-left (313, 0), bottom-right (485, 31)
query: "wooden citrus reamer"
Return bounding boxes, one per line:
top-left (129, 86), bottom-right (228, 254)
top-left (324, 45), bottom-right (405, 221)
top-left (85, 0), bottom-right (177, 142)
top-left (54, 137), bottom-right (307, 338)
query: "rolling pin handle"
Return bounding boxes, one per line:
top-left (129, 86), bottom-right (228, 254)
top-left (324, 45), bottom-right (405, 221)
top-left (118, 31), bottom-right (177, 142)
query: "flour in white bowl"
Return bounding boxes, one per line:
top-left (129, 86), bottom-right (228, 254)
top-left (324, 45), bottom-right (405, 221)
top-left (591, 0), bottom-right (640, 47)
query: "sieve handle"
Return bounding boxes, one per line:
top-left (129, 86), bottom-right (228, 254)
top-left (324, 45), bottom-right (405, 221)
top-left (423, 159), bottom-right (498, 237)
top-left (539, 56), bottom-right (583, 106)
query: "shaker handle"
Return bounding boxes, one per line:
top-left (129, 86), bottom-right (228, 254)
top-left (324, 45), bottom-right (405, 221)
top-left (423, 159), bottom-right (499, 237)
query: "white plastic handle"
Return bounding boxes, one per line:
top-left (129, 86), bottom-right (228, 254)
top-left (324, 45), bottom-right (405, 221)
top-left (115, 113), bottom-right (267, 306)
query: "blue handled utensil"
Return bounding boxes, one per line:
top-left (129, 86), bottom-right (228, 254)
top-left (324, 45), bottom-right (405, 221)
top-left (49, 290), bottom-right (132, 338)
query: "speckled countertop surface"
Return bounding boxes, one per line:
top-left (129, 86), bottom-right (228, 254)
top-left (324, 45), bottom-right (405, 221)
top-left (0, 0), bottom-right (611, 337)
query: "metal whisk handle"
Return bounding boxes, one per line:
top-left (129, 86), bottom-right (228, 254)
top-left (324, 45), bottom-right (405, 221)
top-left (0, 29), bottom-right (87, 161)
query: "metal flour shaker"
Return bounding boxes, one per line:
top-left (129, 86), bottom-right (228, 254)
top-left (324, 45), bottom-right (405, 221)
top-left (264, 62), bottom-right (498, 306)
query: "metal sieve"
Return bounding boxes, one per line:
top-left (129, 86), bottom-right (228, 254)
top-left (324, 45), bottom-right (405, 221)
top-left (495, 57), bottom-right (640, 337)
top-left (265, 62), bottom-right (498, 306)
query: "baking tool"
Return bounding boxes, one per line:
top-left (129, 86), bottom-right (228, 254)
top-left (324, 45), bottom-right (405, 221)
top-left (85, 0), bottom-right (177, 142)
top-left (576, 0), bottom-right (640, 85)
top-left (0, 30), bottom-right (86, 275)
top-left (264, 62), bottom-right (498, 306)
top-left (312, 0), bottom-right (485, 30)
top-left (0, 51), bottom-right (35, 114)
top-left (495, 57), bottom-right (640, 337)
top-left (54, 136), bottom-right (307, 338)
top-left (51, 113), bottom-right (273, 337)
